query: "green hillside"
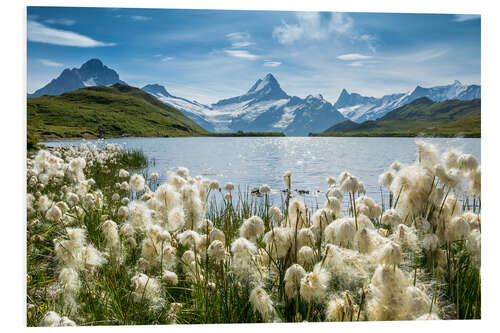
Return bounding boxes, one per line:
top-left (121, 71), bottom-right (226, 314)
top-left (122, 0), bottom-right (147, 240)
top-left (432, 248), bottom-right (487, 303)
top-left (314, 97), bottom-right (480, 138)
top-left (27, 84), bottom-right (209, 141)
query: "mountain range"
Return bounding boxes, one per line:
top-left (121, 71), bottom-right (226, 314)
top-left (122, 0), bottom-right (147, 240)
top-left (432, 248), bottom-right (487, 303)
top-left (28, 59), bottom-right (481, 136)
top-left (334, 80), bottom-right (480, 123)
top-left (28, 59), bottom-right (127, 97)
top-left (321, 97), bottom-right (480, 137)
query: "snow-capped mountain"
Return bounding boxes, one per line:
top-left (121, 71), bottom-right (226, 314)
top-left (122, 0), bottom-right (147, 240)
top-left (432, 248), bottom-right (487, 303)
top-left (143, 74), bottom-right (347, 136)
top-left (141, 84), bottom-right (216, 132)
top-left (28, 59), bottom-right (127, 97)
top-left (334, 80), bottom-right (481, 123)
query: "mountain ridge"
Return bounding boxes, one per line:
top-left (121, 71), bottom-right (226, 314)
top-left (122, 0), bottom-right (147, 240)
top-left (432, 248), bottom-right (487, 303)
top-left (28, 59), bottom-right (127, 98)
top-left (320, 97), bottom-right (480, 137)
top-left (334, 81), bottom-right (480, 122)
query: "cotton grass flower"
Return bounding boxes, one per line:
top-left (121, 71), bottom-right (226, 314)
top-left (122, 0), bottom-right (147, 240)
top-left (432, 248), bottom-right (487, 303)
top-left (119, 169), bottom-right (129, 178)
top-left (259, 184), bottom-right (271, 194)
top-left (130, 272), bottom-right (163, 306)
top-left (249, 286), bottom-right (276, 322)
top-left (239, 216), bottom-right (265, 241)
top-left (284, 264), bottom-right (306, 299)
top-left (45, 205), bottom-right (62, 221)
top-left (283, 171), bottom-right (291, 189)
top-left (130, 174), bottom-right (146, 192)
top-left (224, 182), bottom-right (235, 192)
top-left (300, 266), bottom-right (329, 303)
top-left (40, 311), bottom-right (62, 327)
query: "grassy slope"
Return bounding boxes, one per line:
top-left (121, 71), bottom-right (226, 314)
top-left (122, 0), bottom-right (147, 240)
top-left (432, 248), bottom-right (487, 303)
top-left (314, 98), bottom-right (481, 137)
top-left (27, 84), bottom-right (209, 141)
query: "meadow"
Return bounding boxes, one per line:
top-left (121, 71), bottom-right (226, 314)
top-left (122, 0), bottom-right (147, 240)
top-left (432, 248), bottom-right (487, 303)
top-left (26, 140), bottom-right (480, 326)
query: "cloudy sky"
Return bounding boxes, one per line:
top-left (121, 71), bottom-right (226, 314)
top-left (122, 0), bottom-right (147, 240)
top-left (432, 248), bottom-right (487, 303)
top-left (27, 7), bottom-right (480, 104)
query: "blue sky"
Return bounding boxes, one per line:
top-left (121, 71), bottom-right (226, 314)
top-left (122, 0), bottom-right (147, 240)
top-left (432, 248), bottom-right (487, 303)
top-left (27, 7), bottom-right (481, 104)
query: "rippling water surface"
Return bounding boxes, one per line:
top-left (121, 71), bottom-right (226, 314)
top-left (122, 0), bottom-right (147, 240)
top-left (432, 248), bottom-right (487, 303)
top-left (44, 137), bottom-right (480, 207)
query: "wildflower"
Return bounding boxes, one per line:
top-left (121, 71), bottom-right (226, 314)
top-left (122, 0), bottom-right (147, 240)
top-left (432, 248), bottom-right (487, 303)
top-left (151, 172), bottom-right (160, 180)
top-left (209, 180), bottom-right (220, 190)
top-left (325, 292), bottom-right (357, 322)
top-left (381, 209), bottom-right (402, 228)
top-left (112, 193), bottom-right (120, 201)
top-left (390, 161), bottom-right (402, 172)
top-left (263, 227), bottom-right (293, 259)
top-left (326, 176), bottom-right (336, 185)
top-left (297, 246), bottom-right (315, 267)
top-left (208, 240), bottom-right (226, 262)
top-left (443, 150), bottom-right (460, 170)
top-left (378, 170), bottom-right (395, 188)
top-left (287, 197), bottom-right (307, 229)
top-left (59, 317), bottom-right (77, 326)
top-left (130, 174), bottom-right (146, 192)
top-left (177, 167), bottom-right (190, 179)
top-left (177, 230), bottom-right (201, 248)
top-left (457, 154), bottom-right (478, 172)
top-left (40, 311), bottom-right (61, 327)
top-left (446, 216), bottom-right (471, 242)
top-left (340, 175), bottom-right (359, 193)
top-left (117, 206), bottom-right (129, 219)
top-left (376, 242), bottom-right (401, 267)
top-left (249, 286), bottom-right (275, 322)
top-left (280, 170), bottom-right (293, 190)
top-left (269, 205), bottom-right (283, 222)
top-left (239, 216), bottom-right (265, 241)
top-left (119, 169), bottom-right (129, 178)
top-left (45, 205), bottom-right (62, 221)
top-left (102, 220), bottom-right (121, 259)
top-left (162, 271), bottom-right (179, 285)
top-left (209, 228), bottom-right (225, 244)
top-left (224, 182), bottom-right (235, 192)
top-left (284, 264), bottom-right (306, 299)
top-left (130, 273), bottom-right (163, 306)
top-left (422, 234), bottom-right (439, 251)
top-left (297, 228), bottom-right (316, 248)
top-left (259, 184), bottom-right (271, 194)
top-left (300, 266), bottom-right (329, 303)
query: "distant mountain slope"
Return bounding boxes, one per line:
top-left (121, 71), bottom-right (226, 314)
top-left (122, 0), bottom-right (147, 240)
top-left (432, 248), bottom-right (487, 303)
top-left (28, 59), bottom-right (126, 97)
top-left (321, 97), bottom-right (480, 137)
top-left (141, 84), bottom-right (216, 132)
top-left (27, 84), bottom-right (208, 140)
top-left (143, 74), bottom-right (347, 136)
top-left (334, 80), bottom-right (481, 122)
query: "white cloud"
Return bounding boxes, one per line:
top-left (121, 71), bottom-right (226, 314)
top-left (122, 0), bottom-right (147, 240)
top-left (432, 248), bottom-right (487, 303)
top-left (453, 14), bottom-right (480, 22)
top-left (264, 61), bottom-right (281, 67)
top-left (27, 21), bottom-right (115, 47)
top-left (232, 41), bottom-right (253, 48)
top-left (273, 12), bottom-right (353, 45)
top-left (44, 18), bottom-right (75, 26)
top-left (131, 15), bottom-right (151, 21)
top-left (39, 59), bottom-right (63, 67)
top-left (162, 56), bottom-right (174, 62)
top-left (347, 61), bottom-right (364, 67)
top-left (226, 32), bottom-right (250, 41)
top-left (224, 50), bottom-right (260, 60)
top-left (413, 49), bottom-right (449, 62)
top-left (337, 53), bottom-right (373, 61)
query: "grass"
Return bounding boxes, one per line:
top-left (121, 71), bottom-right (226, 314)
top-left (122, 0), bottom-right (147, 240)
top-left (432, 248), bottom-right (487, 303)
top-left (27, 84), bottom-right (209, 142)
top-left (26, 142), bottom-right (481, 326)
top-left (312, 98), bottom-right (480, 138)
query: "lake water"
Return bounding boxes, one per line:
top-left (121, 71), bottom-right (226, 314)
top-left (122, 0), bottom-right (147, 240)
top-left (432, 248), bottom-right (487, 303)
top-left (44, 137), bottom-right (481, 208)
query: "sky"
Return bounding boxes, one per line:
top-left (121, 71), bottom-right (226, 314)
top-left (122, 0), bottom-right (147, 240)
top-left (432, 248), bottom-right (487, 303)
top-left (27, 7), bottom-right (481, 104)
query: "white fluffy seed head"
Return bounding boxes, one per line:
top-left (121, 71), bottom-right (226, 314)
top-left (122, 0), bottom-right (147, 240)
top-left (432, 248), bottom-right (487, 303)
top-left (300, 266), bottom-right (329, 303)
top-left (130, 174), bottom-right (146, 192)
top-left (259, 184), bottom-right (271, 194)
top-left (239, 216), bottom-right (265, 241)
